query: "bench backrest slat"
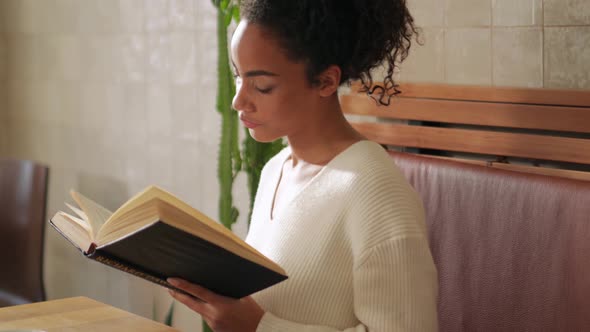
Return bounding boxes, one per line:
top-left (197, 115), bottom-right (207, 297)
top-left (352, 122), bottom-right (590, 165)
top-left (342, 94), bottom-right (590, 133)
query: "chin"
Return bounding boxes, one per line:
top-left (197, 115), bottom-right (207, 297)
top-left (248, 128), bottom-right (282, 143)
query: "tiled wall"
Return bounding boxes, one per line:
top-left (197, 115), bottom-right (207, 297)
top-left (0, 1), bottom-right (249, 330)
top-left (403, 0), bottom-right (590, 89)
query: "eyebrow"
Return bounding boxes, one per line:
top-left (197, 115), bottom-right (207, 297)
top-left (231, 61), bottom-right (279, 78)
top-left (243, 70), bottom-right (279, 78)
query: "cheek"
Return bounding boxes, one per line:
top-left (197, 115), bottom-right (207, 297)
top-left (256, 82), bottom-right (314, 130)
top-left (273, 94), bottom-right (305, 129)
top-left (258, 91), bottom-right (294, 119)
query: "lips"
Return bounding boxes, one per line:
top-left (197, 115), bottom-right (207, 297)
top-left (239, 115), bottom-right (260, 129)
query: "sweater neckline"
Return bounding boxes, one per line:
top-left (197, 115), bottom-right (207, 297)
top-left (269, 139), bottom-right (375, 222)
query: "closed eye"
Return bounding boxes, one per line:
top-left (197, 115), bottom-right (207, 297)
top-left (256, 86), bottom-right (274, 94)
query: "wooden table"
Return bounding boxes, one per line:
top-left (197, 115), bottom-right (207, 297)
top-left (0, 297), bottom-right (179, 331)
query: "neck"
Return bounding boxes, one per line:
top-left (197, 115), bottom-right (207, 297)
top-left (286, 95), bottom-right (365, 166)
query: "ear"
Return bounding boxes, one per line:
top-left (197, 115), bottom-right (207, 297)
top-left (317, 65), bottom-right (342, 97)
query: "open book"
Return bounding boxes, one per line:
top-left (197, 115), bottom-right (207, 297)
top-left (49, 185), bottom-right (287, 299)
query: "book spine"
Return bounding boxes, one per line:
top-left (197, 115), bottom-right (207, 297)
top-left (90, 252), bottom-right (202, 301)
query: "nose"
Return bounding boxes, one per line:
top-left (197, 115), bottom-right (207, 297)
top-left (232, 79), bottom-right (251, 112)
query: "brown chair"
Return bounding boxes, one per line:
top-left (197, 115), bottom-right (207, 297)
top-left (391, 152), bottom-right (590, 332)
top-left (0, 158), bottom-right (49, 307)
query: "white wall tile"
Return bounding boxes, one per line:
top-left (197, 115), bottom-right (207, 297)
top-left (445, 28), bottom-right (492, 85)
top-left (33, 0), bottom-right (80, 35)
top-left (0, 2), bottom-right (8, 32)
top-left (170, 0), bottom-right (196, 30)
top-left (42, 35), bottom-right (83, 81)
top-left (119, 0), bottom-right (146, 33)
top-left (492, 0), bottom-right (543, 26)
top-left (545, 0), bottom-right (590, 26)
top-left (170, 83), bottom-right (201, 141)
top-left (408, 0), bottom-right (445, 27)
top-left (0, 82), bottom-right (8, 156)
top-left (6, 35), bottom-right (42, 81)
top-left (76, 0), bottom-right (144, 34)
top-left (79, 35), bottom-right (146, 83)
top-left (446, 0), bottom-right (491, 27)
top-left (77, 0), bottom-right (122, 34)
top-left (399, 28), bottom-right (445, 83)
top-left (146, 0), bottom-right (169, 32)
top-left (0, 34), bottom-right (7, 82)
top-left (170, 33), bottom-right (197, 84)
top-left (3, 0), bottom-right (41, 35)
top-left (119, 35), bottom-right (147, 83)
top-left (147, 33), bottom-right (171, 83)
top-left (493, 27), bottom-right (543, 87)
top-left (194, 0), bottom-right (217, 32)
top-left (544, 27), bottom-right (590, 89)
top-left (0, 31), bottom-right (6, 156)
top-left (146, 84), bottom-right (173, 137)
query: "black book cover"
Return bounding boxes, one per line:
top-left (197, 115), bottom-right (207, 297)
top-left (92, 221), bottom-right (287, 299)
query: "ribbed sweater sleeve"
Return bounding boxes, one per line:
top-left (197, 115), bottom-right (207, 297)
top-left (256, 235), bottom-right (438, 332)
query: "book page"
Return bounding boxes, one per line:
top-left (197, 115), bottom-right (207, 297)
top-left (100, 186), bottom-right (245, 247)
top-left (51, 212), bottom-right (93, 251)
top-left (63, 207), bottom-right (92, 234)
top-left (66, 202), bottom-right (89, 222)
top-left (71, 190), bottom-right (114, 239)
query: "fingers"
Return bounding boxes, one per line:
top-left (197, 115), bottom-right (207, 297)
top-left (167, 279), bottom-right (265, 332)
top-left (168, 287), bottom-right (211, 317)
top-left (167, 278), bottom-right (218, 304)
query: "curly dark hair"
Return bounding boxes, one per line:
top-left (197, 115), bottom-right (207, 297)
top-left (240, 0), bottom-right (418, 105)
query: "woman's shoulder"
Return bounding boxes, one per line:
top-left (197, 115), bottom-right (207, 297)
top-left (331, 140), bottom-right (408, 185)
top-left (329, 140), bottom-right (424, 225)
top-left (336, 141), bottom-right (427, 250)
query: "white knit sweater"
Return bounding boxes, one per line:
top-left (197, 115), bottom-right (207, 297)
top-left (246, 140), bottom-right (438, 332)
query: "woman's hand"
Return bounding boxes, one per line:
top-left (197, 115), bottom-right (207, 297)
top-left (167, 278), bottom-right (265, 332)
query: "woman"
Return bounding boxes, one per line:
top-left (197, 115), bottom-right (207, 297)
top-left (168, 0), bottom-right (438, 331)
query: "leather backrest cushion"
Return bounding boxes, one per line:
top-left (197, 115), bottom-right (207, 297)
top-left (390, 152), bottom-right (590, 332)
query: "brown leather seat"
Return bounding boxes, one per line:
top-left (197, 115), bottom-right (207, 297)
top-left (0, 158), bottom-right (48, 307)
top-left (391, 152), bottom-right (590, 332)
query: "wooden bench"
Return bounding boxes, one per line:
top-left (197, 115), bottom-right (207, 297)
top-left (341, 83), bottom-right (590, 331)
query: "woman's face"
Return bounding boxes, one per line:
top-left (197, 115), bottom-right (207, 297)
top-left (230, 20), bottom-right (318, 143)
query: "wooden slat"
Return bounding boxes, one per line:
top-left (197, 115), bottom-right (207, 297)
top-left (352, 122), bottom-right (590, 164)
top-left (415, 153), bottom-right (590, 181)
top-left (351, 82), bottom-right (590, 107)
top-left (418, 154), bottom-right (590, 181)
top-left (489, 162), bottom-right (590, 181)
top-left (341, 94), bottom-right (590, 133)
